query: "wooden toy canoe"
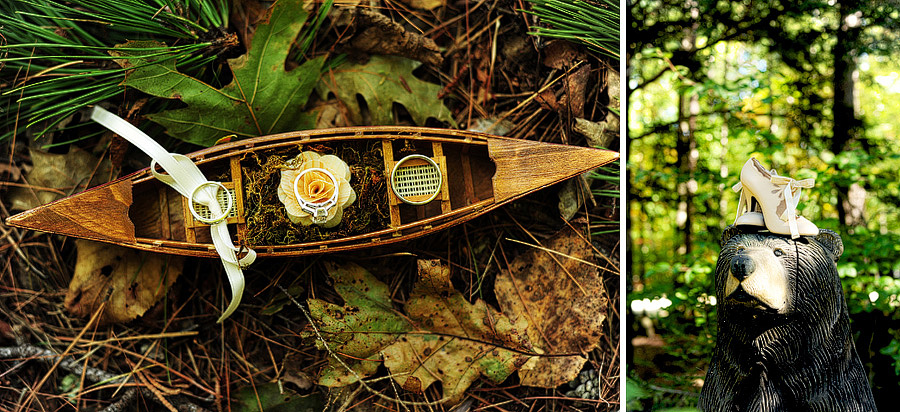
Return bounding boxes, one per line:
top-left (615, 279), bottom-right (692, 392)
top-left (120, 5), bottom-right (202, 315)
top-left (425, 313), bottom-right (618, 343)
top-left (6, 127), bottom-right (618, 258)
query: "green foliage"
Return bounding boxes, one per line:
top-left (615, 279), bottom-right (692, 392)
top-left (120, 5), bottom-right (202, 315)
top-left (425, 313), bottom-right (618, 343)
top-left (879, 339), bottom-right (900, 376)
top-left (839, 229), bottom-right (900, 281)
top-left (625, 378), bottom-right (650, 410)
top-left (526, 0), bottom-right (619, 59)
top-left (315, 55), bottom-right (456, 127)
top-left (625, 376), bottom-right (702, 411)
top-left (115, 0), bottom-right (325, 146)
top-left (232, 382), bottom-right (324, 412)
top-left (589, 161), bottom-right (621, 198)
top-left (629, 6), bottom-right (900, 395)
top-left (0, 0), bottom-right (231, 141)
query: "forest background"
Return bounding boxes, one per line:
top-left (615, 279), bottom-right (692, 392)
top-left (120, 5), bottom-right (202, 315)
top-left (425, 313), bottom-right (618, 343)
top-left (628, 0), bottom-right (900, 410)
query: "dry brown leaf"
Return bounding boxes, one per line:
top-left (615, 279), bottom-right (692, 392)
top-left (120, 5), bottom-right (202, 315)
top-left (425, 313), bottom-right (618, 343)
top-left (542, 40), bottom-right (585, 69)
top-left (341, 9), bottom-right (442, 66)
top-left (495, 226), bottom-right (608, 387)
top-left (0, 162), bottom-right (22, 181)
top-left (65, 240), bottom-right (184, 324)
top-left (575, 117), bottom-right (615, 148)
top-left (396, 0), bottom-right (445, 10)
top-left (560, 64), bottom-right (591, 117)
top-left (9, 147), bottom-right (113, 211)
top-left (311, 99), bottom-right (352, 129)
top-left (305, 260), bottom-right (532, 403)
top-left (558, 174), bottom-right (594, 221)
top-left (607, 67), bottom-right (621, 109)
top-left (280, 352), bottom-right (314, 391)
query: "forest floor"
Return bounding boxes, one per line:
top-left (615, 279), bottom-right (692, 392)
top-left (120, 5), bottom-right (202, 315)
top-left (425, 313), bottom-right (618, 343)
top-left (0, 0), bottom-right (619, 411)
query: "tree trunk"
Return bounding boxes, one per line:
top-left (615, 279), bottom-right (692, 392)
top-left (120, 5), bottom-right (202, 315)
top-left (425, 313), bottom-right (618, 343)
top-left (676, 91), bottom-right (699, 255)
top-left (832, 0), bottom-right (866, 227)
top-left (675, 0), bottom-right (700, 255)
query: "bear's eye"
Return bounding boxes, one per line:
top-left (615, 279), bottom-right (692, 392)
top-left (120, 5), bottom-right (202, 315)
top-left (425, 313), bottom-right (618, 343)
top-left (773, 249), bottom-right (784, 257)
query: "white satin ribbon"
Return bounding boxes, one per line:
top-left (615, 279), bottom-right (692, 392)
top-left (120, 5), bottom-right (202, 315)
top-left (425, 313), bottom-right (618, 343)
top-left (770, 175), bottom-right (814, 239)
top-left (91, 106), bottom-right (255, 323)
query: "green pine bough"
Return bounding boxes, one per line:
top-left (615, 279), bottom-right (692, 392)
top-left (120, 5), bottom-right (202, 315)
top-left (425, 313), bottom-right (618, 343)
top-left (525, 0), bottom-right (619, 60)
top-left (0, 0), bottom-right (233, 142)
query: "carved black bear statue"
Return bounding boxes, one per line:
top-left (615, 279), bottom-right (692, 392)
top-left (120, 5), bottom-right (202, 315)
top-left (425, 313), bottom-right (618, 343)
top-left (698, 227), bottom-right (876, 412)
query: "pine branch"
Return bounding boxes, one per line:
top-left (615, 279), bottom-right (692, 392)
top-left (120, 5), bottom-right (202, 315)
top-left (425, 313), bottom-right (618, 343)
top-left (525, 0), bottom-right (619, 60)
top-left (0, 0), bottom-right (235, 142)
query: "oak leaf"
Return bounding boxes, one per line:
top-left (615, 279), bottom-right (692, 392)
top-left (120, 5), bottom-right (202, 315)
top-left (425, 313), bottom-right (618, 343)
top-left (317, 55), bottom-right (455, 126)
top-left (9, 148), bottom-right (112, 211)
top-left (381, 260), bottom-right (532, 403)
top-left (113, 0), bottom-right (324, 146)
top-left (306, 260), bottom-right (533, 403)
top-left (306, 262), bottom-right (413, 387)
top-left (494, 226), bottom-right (609, 387)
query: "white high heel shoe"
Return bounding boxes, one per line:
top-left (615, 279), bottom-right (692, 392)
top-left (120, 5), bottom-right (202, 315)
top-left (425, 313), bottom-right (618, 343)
top-left (732, 158), bottom-right (818, 239)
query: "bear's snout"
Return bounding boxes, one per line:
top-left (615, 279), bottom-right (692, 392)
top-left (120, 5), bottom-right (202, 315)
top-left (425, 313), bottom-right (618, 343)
top-left (730, 255), bottom-right (755, 280)
top-left (722, 246), bottom-right (788, 312)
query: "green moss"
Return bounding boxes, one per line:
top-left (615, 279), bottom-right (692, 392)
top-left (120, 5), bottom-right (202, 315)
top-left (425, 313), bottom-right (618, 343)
top-left (242, 141), bottom-right (390, 246)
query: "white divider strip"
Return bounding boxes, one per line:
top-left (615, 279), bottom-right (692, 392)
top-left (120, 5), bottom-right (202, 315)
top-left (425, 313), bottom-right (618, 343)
top-left (91, 106), bottom-right (255, 323)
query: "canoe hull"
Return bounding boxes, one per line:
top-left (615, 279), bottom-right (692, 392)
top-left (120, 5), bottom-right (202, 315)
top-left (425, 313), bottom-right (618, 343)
top-left (7, 127), bottom-right (618, 258)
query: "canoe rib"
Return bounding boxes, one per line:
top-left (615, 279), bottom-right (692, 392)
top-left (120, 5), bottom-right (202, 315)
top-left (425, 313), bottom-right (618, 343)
top-left (7, 179), bottom-right (136, 243)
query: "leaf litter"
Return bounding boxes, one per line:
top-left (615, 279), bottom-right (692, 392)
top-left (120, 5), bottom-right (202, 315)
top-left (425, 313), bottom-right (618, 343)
top-left (9, 147), bottom-right (113, 211)
top-left (382, 260), bottom-right (532, 403)
top-left (305, 259), bottom-right (533, 404)
top-left (335, 8), bottom-right (443, 66)
top-left (65, 240), bottom-right (184, 325)
top-left (317, 55), bottom-right (456, 126)
top-left (306, 261), bottom-right (413, 387)
top-left (305, 253), bottom-right (608, 403)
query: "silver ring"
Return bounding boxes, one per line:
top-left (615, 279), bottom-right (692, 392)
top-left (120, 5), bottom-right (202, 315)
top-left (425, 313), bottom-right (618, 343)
top-left (189, 181), bottom-right (234, 224)
top-left (293, 167), bottom-right (339, 224)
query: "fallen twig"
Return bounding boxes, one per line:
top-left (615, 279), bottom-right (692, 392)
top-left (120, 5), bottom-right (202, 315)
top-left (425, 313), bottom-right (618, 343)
top-left (0, 344), bottom-right (209, 412)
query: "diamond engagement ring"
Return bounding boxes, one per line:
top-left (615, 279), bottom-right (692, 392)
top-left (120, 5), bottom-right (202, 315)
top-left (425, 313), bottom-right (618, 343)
top-left (293, 167), bottom-right (339, 224)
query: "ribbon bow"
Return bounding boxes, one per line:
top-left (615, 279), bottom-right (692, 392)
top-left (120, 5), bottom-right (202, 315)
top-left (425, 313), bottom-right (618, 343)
top-left (91, 106), bottom-right (255, 323)
top-left (770, 174), bottom-right (814, 239)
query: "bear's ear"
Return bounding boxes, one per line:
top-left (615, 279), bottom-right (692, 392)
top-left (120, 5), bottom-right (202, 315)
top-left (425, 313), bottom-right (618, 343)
top-left (814, 229), bottom-right (843, 262)
top-left (720, 225), bottom-right (742, 248)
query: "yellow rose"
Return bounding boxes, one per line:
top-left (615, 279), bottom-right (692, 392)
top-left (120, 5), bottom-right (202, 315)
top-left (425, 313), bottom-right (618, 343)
top-left (277, 151), bottom-right (356, 228)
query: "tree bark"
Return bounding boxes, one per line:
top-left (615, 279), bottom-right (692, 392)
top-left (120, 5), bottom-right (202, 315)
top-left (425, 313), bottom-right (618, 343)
top-left (676, 92), bottom-right (699, 255)
top-left (832, 0), bottom-right (867, 227)
top-left (674, 0), bottom-right (701, 255)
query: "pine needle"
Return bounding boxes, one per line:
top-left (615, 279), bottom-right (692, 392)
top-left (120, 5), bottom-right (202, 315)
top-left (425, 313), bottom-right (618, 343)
top-left (525, 0), bottom-right (620, 60)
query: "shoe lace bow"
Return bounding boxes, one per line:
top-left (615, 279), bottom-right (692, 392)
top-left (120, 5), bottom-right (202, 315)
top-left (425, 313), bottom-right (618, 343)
top-left (769, 173), bottom-right (814, 238)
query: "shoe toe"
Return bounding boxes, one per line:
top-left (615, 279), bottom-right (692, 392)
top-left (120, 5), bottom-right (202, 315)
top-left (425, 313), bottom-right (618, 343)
top-left (762, 215), bottom-right (819, 237)
top-left (794, 216), bottom-right (819, 236)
